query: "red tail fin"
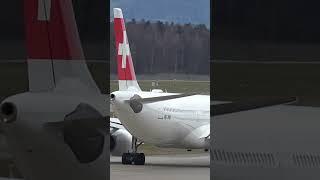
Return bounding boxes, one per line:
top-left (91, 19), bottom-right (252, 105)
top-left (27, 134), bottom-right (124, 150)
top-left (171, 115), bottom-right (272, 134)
top-left (25, 0), bottom-right (84, 60)
top-left (113, 8), bottom-right (140, 91)
top-left (24, 0), bottom-right (99, 93)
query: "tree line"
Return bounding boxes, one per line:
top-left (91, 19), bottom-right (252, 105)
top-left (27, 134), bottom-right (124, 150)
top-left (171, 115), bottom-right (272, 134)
top-left (213, 0), bottom-right (320, 61)
top-left (215, 0), bottom-right (320, 43)
top-left (110, 20), bottom-right (210, 75)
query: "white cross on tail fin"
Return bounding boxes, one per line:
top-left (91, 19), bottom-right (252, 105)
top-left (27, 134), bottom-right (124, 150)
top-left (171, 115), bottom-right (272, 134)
top-left (118, 31), bottom-right (130, 68)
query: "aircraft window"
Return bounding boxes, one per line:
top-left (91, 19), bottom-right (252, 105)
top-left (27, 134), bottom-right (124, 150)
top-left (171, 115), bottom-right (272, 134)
top-left (225, 151), bottom-right (230, 162)
top-left (214, 149), bottom-right (221, 160)
top-left (252, 153), bottom-right (256, 163)
top-left (234, 152), bottom-right (240, 163)
top-left (258, 153), bottom-right (263, 163)
top-left (292, 153), bottom-right (320, 168)
top-left (221, 150), bottom-right (226, 161)
top-left (246, 152), bottom-right (251, 163)
top-left (229, 152), bottom-right (234, 163)
top-left (212, 149), bottom-right (276, 167)
top-left (251, 152), bottom-right (256, 163)
top-left (253, 152), bottom-right (258, 164)
top-left (240, 152), bottom-right (245, 163)
top-left (260, 153), bottom-right (265, 164)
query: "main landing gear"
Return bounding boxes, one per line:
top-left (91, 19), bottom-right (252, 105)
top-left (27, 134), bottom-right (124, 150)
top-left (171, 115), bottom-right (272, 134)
top-left (122, 137), bottom-right (145, 165)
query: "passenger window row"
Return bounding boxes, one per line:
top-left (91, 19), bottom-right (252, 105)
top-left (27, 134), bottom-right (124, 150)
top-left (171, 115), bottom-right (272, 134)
top-left (212, 149), bottom-right (277, 168)
top-left (292, 153), bottom-right (320, 168)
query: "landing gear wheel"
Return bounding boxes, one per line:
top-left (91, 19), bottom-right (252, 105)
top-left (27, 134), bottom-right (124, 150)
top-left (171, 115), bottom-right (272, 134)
top-left (122, 137), bottom-right (145, 165)
top-left (121, 153), bottom-right (145, 165)
top-left (122, 153), bottom-right (132, 165)
top-left (133, 153), bottom-right (145, 165)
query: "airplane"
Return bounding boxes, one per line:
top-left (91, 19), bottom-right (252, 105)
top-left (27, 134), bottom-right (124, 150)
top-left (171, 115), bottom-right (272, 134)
top-left (110, 8), bottom-right (210, 165)
top-left (0, 0), bottom-right (108, 179)
top-left (109, 8), bottom-right (296, 166)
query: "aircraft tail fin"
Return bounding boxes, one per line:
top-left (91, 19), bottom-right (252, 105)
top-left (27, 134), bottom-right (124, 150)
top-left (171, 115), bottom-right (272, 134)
top-left (113, 8), bottom-right (141, 92)
top-left (24, 0), bottom-right (100, 93)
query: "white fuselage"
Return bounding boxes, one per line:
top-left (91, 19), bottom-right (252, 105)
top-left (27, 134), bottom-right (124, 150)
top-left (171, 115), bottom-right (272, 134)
top-left (111, 91), bottom-right (210, 149)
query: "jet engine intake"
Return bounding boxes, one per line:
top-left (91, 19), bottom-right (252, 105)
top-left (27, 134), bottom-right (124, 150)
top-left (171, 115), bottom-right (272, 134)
top-left (129, 94), bottom-right (143, 113)
top-left (0, 102), bottom-right (17, 123)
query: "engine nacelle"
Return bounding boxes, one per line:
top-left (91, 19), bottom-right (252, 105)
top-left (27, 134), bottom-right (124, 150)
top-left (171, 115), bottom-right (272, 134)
top-left (110, 129), bottom-right (132, 156)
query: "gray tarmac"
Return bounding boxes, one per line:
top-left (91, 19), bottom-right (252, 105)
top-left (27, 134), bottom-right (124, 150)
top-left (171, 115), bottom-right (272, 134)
top-left (110, 153), bottom-right (210, 180)
top-left (212, 104), bottom-right (320, 180)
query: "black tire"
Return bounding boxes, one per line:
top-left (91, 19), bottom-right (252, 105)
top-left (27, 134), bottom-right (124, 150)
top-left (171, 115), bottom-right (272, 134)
top-left (122, 153), bottom-right (131, 165)
top-left (134, 153), bottom-right (145, 165)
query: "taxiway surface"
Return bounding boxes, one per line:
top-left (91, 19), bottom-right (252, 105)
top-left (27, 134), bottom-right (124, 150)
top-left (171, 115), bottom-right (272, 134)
top-left (110, 153), bottom-right (210, 180)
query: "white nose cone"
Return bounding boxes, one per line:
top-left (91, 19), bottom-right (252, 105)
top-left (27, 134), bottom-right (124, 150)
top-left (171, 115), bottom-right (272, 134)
top-left (113, 8), bottom-right (123, 18)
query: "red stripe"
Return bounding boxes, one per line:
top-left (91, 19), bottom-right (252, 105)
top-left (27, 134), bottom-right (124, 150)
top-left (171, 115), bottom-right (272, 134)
top-left (114, 17), bottom-right (136, 80)
top-left (114, 18), bottom-right (125, 33)
top-left (24, 0), bottom-right (84, 60)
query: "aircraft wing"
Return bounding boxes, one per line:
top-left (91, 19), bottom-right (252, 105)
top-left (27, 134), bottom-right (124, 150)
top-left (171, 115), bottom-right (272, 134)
top-left (124, 93), bottom-right (198, 104)
top-left (211, 101), bottom-right (231, 105)
top-left (211, 97), bottom-right (297, 116)
top-left (207, 97), bottom-right (296, 140)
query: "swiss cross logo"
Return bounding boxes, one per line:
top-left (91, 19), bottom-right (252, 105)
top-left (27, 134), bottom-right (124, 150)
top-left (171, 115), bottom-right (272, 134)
top-left (118, 31), bottom-right (130, 69)
top-left (38, 0), bottom-right (51, 21)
